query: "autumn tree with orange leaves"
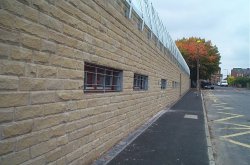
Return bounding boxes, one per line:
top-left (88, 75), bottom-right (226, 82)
top-left (176, 37), bottom-right (221, 85)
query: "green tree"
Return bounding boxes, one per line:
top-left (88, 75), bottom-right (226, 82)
top-left (176, 37), bottom-right (221, 84)
top-left (234, 77), bottom-right (250, 87)
top-left (227, 76), bottom-right (235, 86)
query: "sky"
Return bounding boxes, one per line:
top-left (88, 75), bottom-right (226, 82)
top-left (152, 0), bottom-right (250, 78)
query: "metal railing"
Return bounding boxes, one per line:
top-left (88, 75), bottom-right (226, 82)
top-left (125, 0), bottom-right (190, 75)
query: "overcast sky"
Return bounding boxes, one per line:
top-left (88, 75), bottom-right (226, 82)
top-left (152, 0), bottom-right (250, 77)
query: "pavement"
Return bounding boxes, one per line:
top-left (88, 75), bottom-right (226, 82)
top-left (93, 90), bottom-right (213, 165)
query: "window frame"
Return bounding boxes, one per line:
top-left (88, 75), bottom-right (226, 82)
top-left (161, 79), bottom-right (167, 89)
top-left (172, 81), bottom-right (175, 88)
top-left (84, 63), bottom-right (123, 93)
top-left (133, 73), bottom-right (148, 91)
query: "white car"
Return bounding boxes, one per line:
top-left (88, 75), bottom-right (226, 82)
top-left (220, 80), bottom-right (228, 87)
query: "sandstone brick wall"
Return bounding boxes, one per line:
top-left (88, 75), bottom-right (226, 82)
top-left (0, 0), bottom-right (190, 164)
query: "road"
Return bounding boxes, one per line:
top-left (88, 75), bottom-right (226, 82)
top-left (203, 86), bottom-right (250, 165)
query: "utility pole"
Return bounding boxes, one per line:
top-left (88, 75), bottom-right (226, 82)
top-left (196, 40), bottom-right (201, 96)
top-left (197, 57), bottom-right (199, 96)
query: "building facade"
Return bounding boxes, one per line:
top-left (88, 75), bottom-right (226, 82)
top-left (210, 68), bottom-right (222, 84)
top-left (231, 68), bottom-right (250, 78)
top-left (0, 0), bottom-right (190, 164)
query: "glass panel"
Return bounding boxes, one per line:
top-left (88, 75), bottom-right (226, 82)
top-left (84, 63), bottom-right (122, 93)
top-left (140, 77), bottom-right (144, 89)
top-left (161, 79), bottom-right (166, 89)
top-left (86, 72), bottom-right (95, 85)
top-left (97, 67), bottom-right (105, 74)
top-left (106, 75), bottom-right (113, 86)
top-left (85, 64), bottom-right (95, 73)
top-left (106, 70), bottom-right (113, 76)
top-left (97, 74), bottom-right (104, 85)
top-left (133, 74), bottom-right (148, 90)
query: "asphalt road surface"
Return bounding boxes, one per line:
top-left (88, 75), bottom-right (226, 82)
top-left (106, 91), bottom-right (208, 165)
top-left (203, 86), bottom-right (250, 165)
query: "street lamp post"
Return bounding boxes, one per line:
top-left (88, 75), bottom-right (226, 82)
top-left (196, 40), bottom-right (201, 96)
top-left (196, 57), bottom-right (199, 96)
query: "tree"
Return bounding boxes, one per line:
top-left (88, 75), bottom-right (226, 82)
top-left (234, 77), bottom-right (250, 87)
top-left (176, 37), bottom-right (221, 84)
top-left (227, 76), bottom-right (235, 86)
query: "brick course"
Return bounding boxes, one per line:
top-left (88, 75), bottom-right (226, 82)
top-left (0, 0), bottom-right (190, 164)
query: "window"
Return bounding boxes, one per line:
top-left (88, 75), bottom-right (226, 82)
top-left (172, 81), bottom-right (175, 88)
top-left (84, 63), bottom-right (122, 93)
top-left (176, 82), bottom-right (179, 88)
top-left (161, 79), bottom-right (167, 89)
top-left (133, 74), bottom-right (148, 91)
top-left (172, 81), bottom-right (179, 88)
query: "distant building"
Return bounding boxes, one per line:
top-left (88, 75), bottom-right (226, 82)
top-left (231, 68), bottom-right (250, 78)
top-left (211, 68), bottom-right (222, 84)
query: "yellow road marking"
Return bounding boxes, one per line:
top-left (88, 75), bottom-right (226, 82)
top-left (215, 107), bottom-right (234, 111)
top-left (221, 138), bottom-right (250, 149)
top-left (214, 105), bottom-right (225, 107)
top-left (220, 127), bottom-right (250, 130)
top-left (222, 122), bottom-right (250, 128)
top-left (216, 108), bottom-right (228, 111)
top-left (205, 92), bottom-right (250, 149)
top-left (213, 103), bottom-right (227, 105)
top-left (221, 131), bottom-right (250, 138)
top-left (214, 115), bottom-right (244, 122)
top-left (217, 112), bottom-right (241, 115)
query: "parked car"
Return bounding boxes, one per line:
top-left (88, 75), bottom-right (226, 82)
top-left (220, 80), bottom-right (228, 87)
top-left (201, 81), bottom-right (214, 89)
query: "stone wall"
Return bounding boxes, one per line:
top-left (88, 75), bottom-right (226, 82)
top-left (0, 0), bottom-right (190, 164)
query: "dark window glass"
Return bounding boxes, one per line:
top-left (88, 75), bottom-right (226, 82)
top-left (161, 79), bottom-right (167, 89)
top-left (84, 63), bottom-right (122, 93)
top-left (133, 74), bottom-right (148, 91)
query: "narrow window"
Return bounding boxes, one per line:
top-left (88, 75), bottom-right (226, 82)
top-left (84, 63), bottom-right (122, 93)
top-left (161, 79), bottom-right (167, 89)
top-left (172, 81), bottom-right (178, 88)
top-left (133, 74), bottom-right (148, 91)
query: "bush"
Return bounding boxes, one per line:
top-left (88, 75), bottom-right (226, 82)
top-left (234, 77), bottom-right (250, 87)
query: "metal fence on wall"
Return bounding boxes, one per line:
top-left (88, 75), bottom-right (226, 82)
top-left (125, 0), bottom-right (190, 75)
